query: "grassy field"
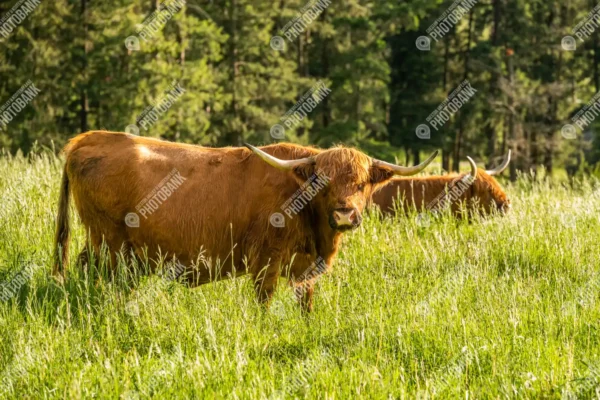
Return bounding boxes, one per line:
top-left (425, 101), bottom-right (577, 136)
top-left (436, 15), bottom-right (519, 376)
top-left (1, 151), bottom-right (600, 399)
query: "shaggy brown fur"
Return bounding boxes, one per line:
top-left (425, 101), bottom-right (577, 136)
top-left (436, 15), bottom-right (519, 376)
top-left (372, 170), bottom-right (510, 216)
top-left (53, 131), bottom-right (402, 311)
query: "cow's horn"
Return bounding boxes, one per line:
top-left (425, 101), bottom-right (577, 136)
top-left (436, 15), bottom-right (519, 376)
top-left (372, 150), bottom-right (438, 176)
top-left (244, 143), bottom-right (315, 170)
top-left (485, 150), bottom-right (511, 176)
top-left (466, 156), bottom-right (478, 180)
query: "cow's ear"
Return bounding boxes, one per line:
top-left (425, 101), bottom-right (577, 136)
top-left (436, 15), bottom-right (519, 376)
top-left (370, 165), bottom-right (394, 185)
top-left (292, 163), bottom-right (315, 183)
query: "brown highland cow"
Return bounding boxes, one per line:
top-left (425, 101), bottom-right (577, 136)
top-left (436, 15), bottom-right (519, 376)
top-left (53, 131), bottom-right (437, 311)
top-left (372, 151), bottom-right (511, 216)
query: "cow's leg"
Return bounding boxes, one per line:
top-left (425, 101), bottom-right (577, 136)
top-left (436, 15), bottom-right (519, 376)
top-left (77, 246), bottom-right (90, 267)
top-left (288, 254), bottom-right (324, 313)
top-left (78, 233), bottom-right (102, 268)
top-left (252, 257), bottom-right (281, 307)
top-left (293, 281), bottom-right (314, 313)
top-left (76, 246), bottom-right (99, 278)
top-left (82, 228), bottom-right (130, 281)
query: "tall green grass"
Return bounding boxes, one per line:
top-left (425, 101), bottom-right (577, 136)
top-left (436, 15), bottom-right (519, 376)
top-left (1, 151), bottom-right (600, 398)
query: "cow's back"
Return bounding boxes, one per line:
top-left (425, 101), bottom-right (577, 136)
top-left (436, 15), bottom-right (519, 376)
top-left (373, 178), bottom-right (427, 214)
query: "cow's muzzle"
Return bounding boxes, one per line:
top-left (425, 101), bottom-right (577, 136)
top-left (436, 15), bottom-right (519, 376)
top-left (496, 200), bottom-right (511, 215)
top-left (330, 208), bottom-right (362, 231)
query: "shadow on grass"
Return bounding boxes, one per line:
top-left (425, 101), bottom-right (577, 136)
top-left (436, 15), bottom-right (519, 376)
top-left (2, 246), bottom-right (178, 329)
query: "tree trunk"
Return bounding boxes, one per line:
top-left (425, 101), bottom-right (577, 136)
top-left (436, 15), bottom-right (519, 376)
top-left (320, 9), bottom-right (330, 129)
top-left (506, 52), bottom-right (517, 181)
top-left (442, 151), bottom-right (450, 173)
top-left (485, 0), bottom-right (501, 162)
top-left (298, 30), bottom-right (310, 77)
top-left (228, 0), bottom-right (240, 146)
top-left (453, 119), bottom-right (463, 173)
top-left (298, 31), bottom-right (304, 76)
top-left (442, 33), bottom-right (451, 172)
top-left (453, 8), bottom-right (474, 172)
top-left (80, 0), bottom-right (88, 133)
top-left (492, 0), bottom-right (500, 45)
top-left (412, 148), bottom-right (420, 165)
top-left (594, 23), bottom-right (599, 93)
top-left (530, 129), bottom-right (538, 174)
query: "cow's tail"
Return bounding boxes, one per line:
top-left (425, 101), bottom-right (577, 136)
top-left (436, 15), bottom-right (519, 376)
top-left (53, 165), bottom-right (70, 277)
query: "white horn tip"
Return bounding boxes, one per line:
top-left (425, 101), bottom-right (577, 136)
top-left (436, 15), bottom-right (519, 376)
top-left (485, 150), bottom-right (512, 176)
top-left (466, 156), bottom-right (478, 178)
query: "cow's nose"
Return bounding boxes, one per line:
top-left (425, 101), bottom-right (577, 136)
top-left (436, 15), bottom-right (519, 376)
top-left (333, 208), bottom-right (360, 226)
top-left (494, 200), bottom-right (510, 214)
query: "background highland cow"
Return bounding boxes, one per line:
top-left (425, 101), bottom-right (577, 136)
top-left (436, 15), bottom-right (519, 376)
top-left (373, 152), bottom-right (511, 217)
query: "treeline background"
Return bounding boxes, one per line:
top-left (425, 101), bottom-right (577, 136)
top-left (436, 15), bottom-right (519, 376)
top-left (0, 0), bottom-right (598, 179)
